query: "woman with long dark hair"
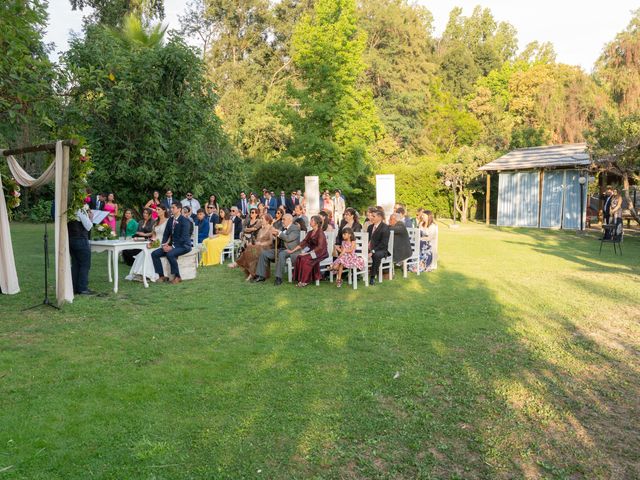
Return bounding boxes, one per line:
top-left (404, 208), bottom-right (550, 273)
top-left (288, 215), bottom-right (328, 287)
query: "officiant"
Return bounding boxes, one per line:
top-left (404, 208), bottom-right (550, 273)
top-left (68, 206), bottom-right (94, 295)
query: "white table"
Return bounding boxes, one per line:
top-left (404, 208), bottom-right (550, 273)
top-left (90, 240), bottom-right (152, 293)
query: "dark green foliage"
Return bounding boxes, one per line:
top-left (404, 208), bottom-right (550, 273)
top-left (59, 25), bottom-right (247, 209)
top-left (252, 158), bottom-right (307, 194)
top-left (510, 126), bottom-right (549, 149)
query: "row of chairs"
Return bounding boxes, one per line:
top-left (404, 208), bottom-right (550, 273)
top-left (205, 225), bottom-right (424, 290)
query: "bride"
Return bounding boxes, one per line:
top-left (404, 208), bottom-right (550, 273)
top-left (126, 204), bottom-right (169, 282)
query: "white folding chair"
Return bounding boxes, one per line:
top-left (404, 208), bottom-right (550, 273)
top-left (220, 223), bottom-right (236, 264)
top-left (368, 230), bottom-right (394, 283)
top-left (315, 230), bottom-right (336, 286)
top-left (287, 230), bottom-right (307, 282)
top-left (403, 227), bottom-right (421, 277)
top-left (347, 231), bottom-right (369, 289)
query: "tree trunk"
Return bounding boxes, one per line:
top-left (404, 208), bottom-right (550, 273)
top-left (622, 172), bottom-right (640, 224)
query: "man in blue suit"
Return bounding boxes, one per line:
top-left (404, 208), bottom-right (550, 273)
top-left (152, 201), bottom-right (192, 284)
top-left (263, 190), bottom-right (277, 217)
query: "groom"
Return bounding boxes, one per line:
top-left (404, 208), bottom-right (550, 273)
top-left (152, 201), bottom-right (192, 284)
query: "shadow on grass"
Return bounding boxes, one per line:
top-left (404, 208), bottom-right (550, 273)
top-left (1, 224), bottom-right (639, 479)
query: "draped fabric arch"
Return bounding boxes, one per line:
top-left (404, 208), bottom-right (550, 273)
top-left (0, 141), bottom-right (74, 305)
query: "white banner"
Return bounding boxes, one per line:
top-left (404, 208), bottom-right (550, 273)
top-left (376, 174), bottom-right (396, 220)
top-left (305, 176), bottom-right (320, 217)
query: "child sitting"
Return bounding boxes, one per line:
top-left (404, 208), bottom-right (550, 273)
top-left (330, 228), bottom-right (364, 287)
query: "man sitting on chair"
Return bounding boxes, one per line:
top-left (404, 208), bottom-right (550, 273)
top-left (389, 213), bottom-right (411, 264)
top-left (152, 201), bottom-right (192, 284)
top-left (254, 214), bottom-right (301, 285)
top-left (367, 208), bottom-right (390, 286)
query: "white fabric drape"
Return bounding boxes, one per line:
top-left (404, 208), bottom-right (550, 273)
top-left (0, 141), bottom-right (74, 304)
top-left (0, 172), bottom-right (20, 294)
top-left (7, 154), bottom-right (56, 188)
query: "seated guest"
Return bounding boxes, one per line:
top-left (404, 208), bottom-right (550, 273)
top-left (335, 207), bottom-right (362, 247)
top-left (411, 210), bottom-right (438, 273)
top-left (395, 206), bottom-right (413, 228)
top-left (389, 213), bottom-right (412, 264)
top-left (240, 208), bottom-right (262, 247)
top-left (152, 201), bottom-right (192, 284)
top-left (126, 205), bottom-right (169, 283)
top-left (194, 208), bottom-right (210, 244)
top-left (318, 210), bottom-right (333, 232)
top-left (123, 208), bottom-right (155, 266)
top-left (119, 209), bottom-right (138, 238)
top-left (254, 214), bottom-right (301, 285)
top-left (293, 204), bottom-right (308, 229)
top-left (367, 209), bottom-right (390, 286)
top-left (362, 206), bottom-right (377, 231)
top-left (236, 214), bottom-right (274, 281)
top-left (273, 206), bottom-right (286, 230)
top-left (330, 227), bottom-right (364, 288)
top-left (182, 206), bottom-right (195, 238)
top-left (201, 208), bottom-right (232, 266)
top-left (205, 204), bottom-right (219, 231)
top-left (294, 217), bottom-right (307, 232)
top-left (287, 215), bottom-right (328, 287)
top-left (229, 206), bottom-right (243, 240)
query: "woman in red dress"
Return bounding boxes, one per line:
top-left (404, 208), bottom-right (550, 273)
top-left (288, 215), bottom-right (328, 287)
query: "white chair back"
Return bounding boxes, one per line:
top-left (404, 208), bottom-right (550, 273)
top-left (220, 221), bottom-right (236, 264)
top-left (348, 231), bottom-right (369, 289)
top-left (403, 227), bottom-right (421, 277)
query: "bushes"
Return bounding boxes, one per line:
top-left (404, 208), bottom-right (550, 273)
top-left (379, 156), bottom-right (450, 216)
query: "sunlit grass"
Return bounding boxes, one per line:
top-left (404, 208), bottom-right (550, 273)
top-left (1, 222), bottom-right (639, 479)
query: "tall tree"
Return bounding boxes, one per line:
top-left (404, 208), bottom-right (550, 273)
top-left (358, 0), bottom-right (437, 154)
top-left (437, 6), bottom-right (517, 97)
top-left (59, 22), bottom-right (246, 208)
top-left (284, 0), bottom-right (382, 198)
top-left (595, 9), bottom-right (640, 114)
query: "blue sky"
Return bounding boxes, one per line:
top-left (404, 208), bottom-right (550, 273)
top-left (44, 0), bottom-right (639, 72)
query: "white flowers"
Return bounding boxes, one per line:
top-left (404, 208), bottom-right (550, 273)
top-left (80, 148), bottom-right (87, 156)
top-left (97, 226), bottom-right (105, 232)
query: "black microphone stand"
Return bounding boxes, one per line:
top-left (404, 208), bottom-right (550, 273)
top-left (24, 220), bottom-right (60, 311)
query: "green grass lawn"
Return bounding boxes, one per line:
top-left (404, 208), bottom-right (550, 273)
top-left (1, 222), bottom-right (639, 479)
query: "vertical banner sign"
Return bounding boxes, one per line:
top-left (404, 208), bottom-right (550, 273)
top-left (305, 176), bottom-right (320, 217)
top-left (376, 174), bottom-right (396, 220)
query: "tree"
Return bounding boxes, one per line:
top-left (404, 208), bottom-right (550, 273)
top-left (437, 6), bottom-right (517, 97)
top-left (0, 0), bottom-right (57, 148)
top-left (358, 0), bottom-right (437, 154)
top-left (439, 146), bottom-right (495, 222)
top-left (587, 111), bottom-right (640, 223)
top-left (284, 0), bottom-right (382, 200)
top-left (59, 22), bottom-right (247, 209)
top-left (595, 9), bottom-right (640, 114)
top-left (69, 0), bottom-right (164, 26)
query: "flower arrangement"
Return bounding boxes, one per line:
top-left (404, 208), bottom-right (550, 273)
top-left (149, 239), bottom-right (161, 249)
top-left (2, 175), bottom-right (21, 220)
top-left (67, 138), bottom-right (94, 220)
top-left (92, 222), bottom-right (117, 240)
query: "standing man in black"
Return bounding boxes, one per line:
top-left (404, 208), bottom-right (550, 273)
top-left (237, 192), bottom-right (249, 218)
top-left (163, 190), bottom-right (174, 211)
top-left (602, 185), bottom-right (613, 225)
top-left (367, 209), bottom-right (390, 286)
top-left (285, 190), bottom-right (299, 214)
top-left (68, 206), bottom-right (95, 295)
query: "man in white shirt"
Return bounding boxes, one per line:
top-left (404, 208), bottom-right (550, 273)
top-left (181, 192), bottom-right (201, 216)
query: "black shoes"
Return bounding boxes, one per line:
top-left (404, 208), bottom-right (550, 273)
top-left (253, 276), bottom-right (266, 283)
top-left (78, 289), bottom-right (96, 295)
top-left (368, 278), bottom-right (376, 286)
top-left (274, 277), bottom-right (282, 286)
